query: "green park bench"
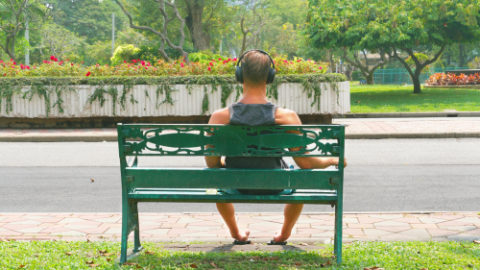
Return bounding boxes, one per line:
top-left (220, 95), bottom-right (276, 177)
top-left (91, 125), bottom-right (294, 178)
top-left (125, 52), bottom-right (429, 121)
top-left (116, 123), bottom-right (345, 264)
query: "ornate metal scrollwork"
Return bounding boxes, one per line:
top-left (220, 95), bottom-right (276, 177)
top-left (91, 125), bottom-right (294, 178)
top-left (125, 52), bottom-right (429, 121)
top-left (120, 124), bottom-right (343, 157)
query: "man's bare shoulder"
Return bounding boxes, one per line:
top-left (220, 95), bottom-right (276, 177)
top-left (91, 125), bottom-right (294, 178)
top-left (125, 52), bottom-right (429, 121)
top-left (208, 107), bottom-right (230, 124)
top-left (275, 107), bottom-right (302, 125)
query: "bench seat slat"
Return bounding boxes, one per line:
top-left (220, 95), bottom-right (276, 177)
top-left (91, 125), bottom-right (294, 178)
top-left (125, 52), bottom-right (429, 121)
top-left (128, 188), bottom-right (337, 204)
top-left (125, 168), bottom-right (339, 190)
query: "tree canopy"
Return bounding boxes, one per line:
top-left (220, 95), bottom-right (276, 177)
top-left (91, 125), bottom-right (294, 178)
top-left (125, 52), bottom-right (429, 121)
top-left (307, 0), bottom-right (480, 92)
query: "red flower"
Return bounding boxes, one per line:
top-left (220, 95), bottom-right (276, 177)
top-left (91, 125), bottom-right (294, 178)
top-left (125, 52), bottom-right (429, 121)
top-left (209, 62), bottom-right (214, 66)
top-left (71, 63), bottom-right (74, 66)
top-left (141, 60), bottom-right (146, 66)
top-left (50, 55), bottom-right (58, 62)
top-left (297, 59), bottom-right (301, 62)
top-left (180, 63), bottom-right (185, 68)
top-left (208, 67), bottom-right (211, 71)
top-left (59, 61), bottom-right (64, 65)
top-left (43, 60), bottom-right (49, 64)
top-left (233, 58), bottom-right (237, 61)
top-left (123, 60), bottom-right (127, 64)
top-left (26, 65), bottom-right (30, 70)
top-left (132, 59), bottom-right (137, 64)
top-left (318, 66), bottom-right (322, 70)
top-left (283, 60), bottom-right (288, 63)
top-left (218, 58), bottom-right (222, 61)
top-left (85, 71), bottom-right (91, 77)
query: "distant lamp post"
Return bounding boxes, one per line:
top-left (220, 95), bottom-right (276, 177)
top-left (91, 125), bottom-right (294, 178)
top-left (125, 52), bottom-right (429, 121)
top-left (112, 13), bottom-right (115, 55)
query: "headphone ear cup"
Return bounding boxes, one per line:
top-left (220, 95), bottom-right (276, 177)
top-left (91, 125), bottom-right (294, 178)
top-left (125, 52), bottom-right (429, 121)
top-left (266, 68), bottom-right (276, 84)
top-left (235, 66), bottom-right (243, 83)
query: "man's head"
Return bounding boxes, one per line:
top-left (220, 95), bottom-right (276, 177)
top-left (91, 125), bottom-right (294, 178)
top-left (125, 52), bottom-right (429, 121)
top-left (236, 50), bottom-right (275, 85)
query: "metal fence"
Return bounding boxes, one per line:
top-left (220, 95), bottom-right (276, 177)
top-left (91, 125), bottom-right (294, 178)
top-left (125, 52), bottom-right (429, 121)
top-left (373, 67), bottom-right (468, 85)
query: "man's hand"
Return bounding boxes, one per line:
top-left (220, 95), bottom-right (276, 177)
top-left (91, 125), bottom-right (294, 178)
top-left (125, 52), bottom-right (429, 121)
top-left (329, 157), bottom-right (347, 168)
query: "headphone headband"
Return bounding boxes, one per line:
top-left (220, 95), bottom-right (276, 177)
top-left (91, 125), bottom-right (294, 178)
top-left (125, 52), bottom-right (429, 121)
top-left (236, 49), bottom-right (276, 69)
top-left (235, 49), bottom-right (276, 84)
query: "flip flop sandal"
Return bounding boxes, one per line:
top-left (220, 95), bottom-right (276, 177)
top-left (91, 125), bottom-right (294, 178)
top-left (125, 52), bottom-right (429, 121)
top-left (233, 239), bottom-right (251, 245)
top-left (267, 240), bottom-right (287, 245)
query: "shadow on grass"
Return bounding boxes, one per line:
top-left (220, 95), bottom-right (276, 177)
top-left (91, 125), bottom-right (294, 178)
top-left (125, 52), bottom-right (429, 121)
top-left (126, 244), bottom-right (334, 269)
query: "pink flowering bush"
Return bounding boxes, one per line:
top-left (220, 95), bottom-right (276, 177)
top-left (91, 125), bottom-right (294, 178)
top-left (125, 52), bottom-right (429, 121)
top-left (0, 56), bottom-right (327, 78)
top-left (427, 72), bottom-right (480, 86)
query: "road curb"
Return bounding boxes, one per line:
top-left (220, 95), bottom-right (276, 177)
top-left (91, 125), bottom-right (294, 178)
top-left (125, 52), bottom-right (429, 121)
top-left (2, 132), bottom-right (480, 142)
top-left (335, 111), bottom-right (480, 118)
top-left (345, 132), bottom-right (480, 139)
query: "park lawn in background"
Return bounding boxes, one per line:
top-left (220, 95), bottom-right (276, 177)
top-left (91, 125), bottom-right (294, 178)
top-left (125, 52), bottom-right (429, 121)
top-left (350, 84), bottom-right (480, 113)
top-left (1, 241), bottom-right (479, 269)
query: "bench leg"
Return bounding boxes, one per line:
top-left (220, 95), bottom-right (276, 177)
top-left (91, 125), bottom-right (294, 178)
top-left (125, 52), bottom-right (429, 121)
top-left (120, 200), bottom-right (142, 264)
top-left (120, 205), bottom-right (129, 264)
top-left (334, 201), bottom-right (343, 264)
top-left (132, 202), bottom-right (143, 253)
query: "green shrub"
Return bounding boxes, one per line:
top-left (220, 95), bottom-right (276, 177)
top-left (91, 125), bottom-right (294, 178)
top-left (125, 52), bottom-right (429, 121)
top-left (111, 44), bottom-right (141, 66)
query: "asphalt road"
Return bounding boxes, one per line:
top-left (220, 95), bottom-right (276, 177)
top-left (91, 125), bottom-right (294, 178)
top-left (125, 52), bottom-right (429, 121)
top-left (1, 139), bottom-right (479, 212)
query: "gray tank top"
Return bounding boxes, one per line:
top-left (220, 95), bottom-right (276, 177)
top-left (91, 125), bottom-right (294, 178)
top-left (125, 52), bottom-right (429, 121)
top-left (225, 102), bottom-right (285, 169)
top-left (223, 102), bottom-right (290, 195)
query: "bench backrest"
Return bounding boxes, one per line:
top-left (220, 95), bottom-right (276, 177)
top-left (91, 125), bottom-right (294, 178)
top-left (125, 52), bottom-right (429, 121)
top-left (117, 124), bottom-right (345, 191)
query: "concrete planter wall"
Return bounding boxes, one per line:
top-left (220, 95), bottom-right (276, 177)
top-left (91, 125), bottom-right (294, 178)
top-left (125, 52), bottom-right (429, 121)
top-left (0, 81), bottom-right (350, 118)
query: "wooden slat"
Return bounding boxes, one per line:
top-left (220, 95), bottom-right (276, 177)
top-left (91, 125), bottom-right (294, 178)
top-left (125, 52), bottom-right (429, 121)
top-left (128, 188), bottom-right (337, 204)
top-left (125, 168), bottom-right (340, 190)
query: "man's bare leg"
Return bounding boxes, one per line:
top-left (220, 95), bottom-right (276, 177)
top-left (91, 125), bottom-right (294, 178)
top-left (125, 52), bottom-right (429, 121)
top-left (273, 203), bottom-right (304, 242)
top-left (216, 203), bottom-right (250, 241)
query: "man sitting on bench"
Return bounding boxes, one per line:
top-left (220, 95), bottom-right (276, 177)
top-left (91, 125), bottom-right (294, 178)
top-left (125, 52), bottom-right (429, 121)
top-left (205, 50), bottom-right (345, 245)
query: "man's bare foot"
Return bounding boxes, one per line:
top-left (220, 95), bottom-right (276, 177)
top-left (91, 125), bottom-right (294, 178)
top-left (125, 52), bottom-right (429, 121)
top-left (232, 230), bottom-right (250, 242)
top-left (273, 232), bottom-right (289, 243)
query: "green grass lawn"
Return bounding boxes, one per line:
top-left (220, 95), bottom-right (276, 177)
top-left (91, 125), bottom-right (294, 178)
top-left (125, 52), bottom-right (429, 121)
top-left (350, 84), bottom-right (480, 113)
top-left (1, 241), bottom-right (479, 269)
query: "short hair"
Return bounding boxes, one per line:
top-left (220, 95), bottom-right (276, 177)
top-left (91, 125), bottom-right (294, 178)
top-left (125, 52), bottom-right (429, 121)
top-left (241, 51), bottom-right (271, 84)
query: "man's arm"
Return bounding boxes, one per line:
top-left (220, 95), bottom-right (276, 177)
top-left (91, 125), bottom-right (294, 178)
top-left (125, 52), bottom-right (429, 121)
top-left (275, 108), bottom-right (346, 169)
top-left (205, 108), bottom-right (230, 168)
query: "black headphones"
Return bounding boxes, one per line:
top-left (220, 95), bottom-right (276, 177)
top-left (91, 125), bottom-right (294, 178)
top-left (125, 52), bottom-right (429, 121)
top-left (235, 49), bottom-right (276, 84)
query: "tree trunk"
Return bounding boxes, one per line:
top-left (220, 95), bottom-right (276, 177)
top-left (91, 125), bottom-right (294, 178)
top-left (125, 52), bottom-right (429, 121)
top-left (184, 0), bottom-right (210, 51)
top-left (5, 37), bottom-right (15, 61)
top-left (366, 72), bottom-right (374, 84)
top-left (412, 71), bottom-right (422, 94)
top-left (458, 43), bottom-right (465, 67)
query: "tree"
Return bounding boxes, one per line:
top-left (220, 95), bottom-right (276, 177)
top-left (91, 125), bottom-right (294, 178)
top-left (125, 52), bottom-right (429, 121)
top-left (307, 0), bottom-right (480, 93)
top-left (341, 49), bottom-right (390, 84)
top-left (49, 0), bottom-right (124, 44)
top-left (237, 0), bottom-right (268, 54)
top-left (114, 0), bottom-right (188, 61)
top-left (183, 0), bottom-right (210, 51)
top-left (0, 0), bottom-right (45, 60)
top-left (38, 23), bottom-right (85, 61)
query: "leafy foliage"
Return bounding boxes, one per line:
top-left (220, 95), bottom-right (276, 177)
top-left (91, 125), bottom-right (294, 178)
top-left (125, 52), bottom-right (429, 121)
top-left (110, 44), bottom-right (140, 66)
top-left (0, 56), bottom-right (327, 77)
top-left (306, 0), bottom-right (480, 93)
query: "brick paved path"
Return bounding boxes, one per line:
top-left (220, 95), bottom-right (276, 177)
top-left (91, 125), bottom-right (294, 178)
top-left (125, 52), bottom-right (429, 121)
top-left (1, 212), bottom-right (478, 243)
